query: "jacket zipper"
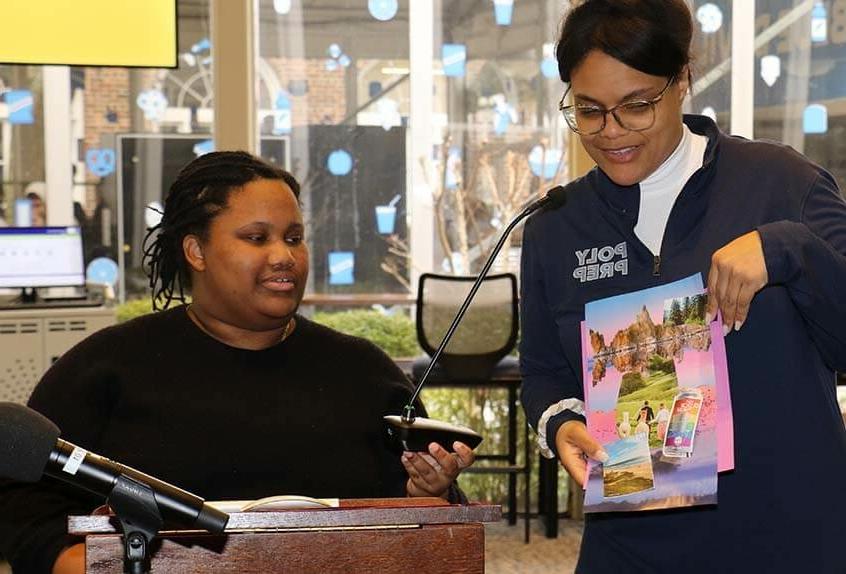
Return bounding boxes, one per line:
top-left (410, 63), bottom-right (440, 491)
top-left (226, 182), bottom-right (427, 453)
top-left (653, 255), bottom-right (661, 276)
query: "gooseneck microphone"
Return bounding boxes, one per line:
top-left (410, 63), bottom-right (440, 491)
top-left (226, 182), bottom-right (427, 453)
top-left (0, 402), bottom-right (228, 573)
top-left (385, 185), bottom-right (568, 452)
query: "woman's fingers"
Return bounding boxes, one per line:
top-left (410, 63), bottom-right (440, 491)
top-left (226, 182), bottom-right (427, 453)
top-left (555, 421), bottom-right (608, 487)
top-left (706, 231), bottom-right (769, 333)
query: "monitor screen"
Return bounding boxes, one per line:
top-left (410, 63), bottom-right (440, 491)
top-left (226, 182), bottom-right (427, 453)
top-left (0, 227), bottom-right (85, 288)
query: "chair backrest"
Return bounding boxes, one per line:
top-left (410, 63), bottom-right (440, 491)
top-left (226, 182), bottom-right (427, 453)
top-left (415, 272), bottom-right (518, 382)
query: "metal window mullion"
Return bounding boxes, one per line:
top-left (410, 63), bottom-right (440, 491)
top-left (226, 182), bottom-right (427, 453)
top-left (408, 0), bottom-right (436, 283)
top-left (731, 0), bottom-right (756, 138)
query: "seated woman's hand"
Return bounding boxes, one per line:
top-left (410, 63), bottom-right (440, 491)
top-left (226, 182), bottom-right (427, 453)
top-left (402, 441), bottom-right (475, 499)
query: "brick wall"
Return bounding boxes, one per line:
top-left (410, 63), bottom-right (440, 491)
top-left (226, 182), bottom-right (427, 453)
top-left (82, 68), bottom-right (131, 153)
top-left (265, 58), bottom-right (347, 126)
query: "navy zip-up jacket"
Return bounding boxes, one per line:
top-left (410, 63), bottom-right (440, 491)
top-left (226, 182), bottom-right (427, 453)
top-left (520, 115), bottom-right (846, 573)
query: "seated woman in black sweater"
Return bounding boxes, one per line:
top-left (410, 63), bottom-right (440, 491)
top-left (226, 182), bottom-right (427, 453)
top-left (0, 151), bottom-right (475, 574)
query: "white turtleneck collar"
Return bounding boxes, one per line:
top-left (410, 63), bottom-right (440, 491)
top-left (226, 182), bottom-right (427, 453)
top-left (634, 124), bottom-right (708, 256)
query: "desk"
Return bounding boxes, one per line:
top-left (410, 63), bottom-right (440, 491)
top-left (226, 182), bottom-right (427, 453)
top-left (394, 358), bottom-right (561, 539)
top-left (70, 498), bottom-right (500, 573)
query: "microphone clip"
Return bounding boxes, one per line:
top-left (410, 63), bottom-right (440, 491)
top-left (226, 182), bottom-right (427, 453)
top-left (109, 474), bottom-right (164, 574)
top-left (401, 404), bottom-right (416, 424)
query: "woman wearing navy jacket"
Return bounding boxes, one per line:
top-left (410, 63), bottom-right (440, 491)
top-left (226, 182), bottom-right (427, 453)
top-left (520, 1), bottom-right (846, 572)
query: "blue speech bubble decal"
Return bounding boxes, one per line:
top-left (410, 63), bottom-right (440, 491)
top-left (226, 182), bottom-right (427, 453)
top-left (193, 140), bottom-right (214, 157)
top-left (326, 43), bottom-right (351, 71)
top-left (493, 0), bottom-right (514, 26)
top-left (136, 89), bottom-right (168, 121)
top-left (492, 95), bottom-right (517, 135)
top-left (541, 42), bottom-right (559, 79)
top-left (273, 0), bottom-right (292, 15)
top-left (376, 98), bottom-right (401, 131)
top-left (696, 3), bottom-right (723, 34)
top-left (6, 90), bottom-right (34, 124)
top-left (528, 145), bottom-right (562, 179)
top-left (86, 148), bottom-right (116, 177)
top-left (328, 251), bottom-right (355, 285)
top-left (803, 104), bottom-right (828, 134)
top-left (327, 149), bottom-right (353, 176)
top-left (444, 147), bottom-right (462, 189)
top-left (86, 257), bottom-right (119, 286)
top-left (541, 58), bottom-right (559, 79)
top-left (191, 38), bottom-right (211, 54)
top-left (273, 91), bottom-right (292, 135)
top-left (811, 2), bottom-right (827, 42)
top-left (369, 0), bottom-right (398, 21)
top-left (442, 44), bottom-right (467, 77)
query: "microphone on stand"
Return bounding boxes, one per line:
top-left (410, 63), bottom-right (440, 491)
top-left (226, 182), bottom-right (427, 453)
top-left (0, 402), bottom-right (228, 532)
top-left (385, 185), bottom-right (568, 452)
top-left (0, 402), bottom-right (229, 574)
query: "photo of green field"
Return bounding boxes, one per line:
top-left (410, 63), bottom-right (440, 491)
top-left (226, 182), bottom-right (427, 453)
top-left (615, 355), bottom-right (678, 448)
top-left (602, 434), bottom-right (655, 498)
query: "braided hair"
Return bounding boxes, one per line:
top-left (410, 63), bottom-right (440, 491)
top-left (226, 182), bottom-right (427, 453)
top-left (142, 150), bottom-right (300, 310)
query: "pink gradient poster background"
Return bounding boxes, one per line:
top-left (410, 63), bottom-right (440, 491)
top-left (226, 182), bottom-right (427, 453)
top-left (579, 274), bottom-right (734, 513)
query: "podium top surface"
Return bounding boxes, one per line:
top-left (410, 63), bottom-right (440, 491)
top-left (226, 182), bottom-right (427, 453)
top-left (68, 498), bottom-right (502, 535)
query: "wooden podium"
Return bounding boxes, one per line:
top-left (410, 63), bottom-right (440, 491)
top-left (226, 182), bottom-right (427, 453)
top-left (69, 498), bottom-right (501, 573)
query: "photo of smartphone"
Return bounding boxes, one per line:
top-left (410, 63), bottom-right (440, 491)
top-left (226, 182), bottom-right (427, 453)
top-left (662, 388), bottom-right (703, 458)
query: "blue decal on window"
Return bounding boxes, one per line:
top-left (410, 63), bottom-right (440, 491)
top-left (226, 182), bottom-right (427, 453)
top-left (328, 252), bottom-right (355, 285)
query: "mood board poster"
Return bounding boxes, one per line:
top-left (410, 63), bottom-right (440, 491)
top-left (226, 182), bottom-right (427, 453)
top-left (581, 274), bottom-right (734, 513)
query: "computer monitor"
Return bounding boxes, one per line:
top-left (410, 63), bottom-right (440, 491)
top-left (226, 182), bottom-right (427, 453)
top-left (0, 227), bottom-right (85, 301)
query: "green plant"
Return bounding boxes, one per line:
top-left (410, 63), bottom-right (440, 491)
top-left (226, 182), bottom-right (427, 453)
top-left (619, 371), bottom-right (647, 396)
top-left (312, 309), bottom-right (419, 357)
top-left (116, 297), bottom-right (155, 323)
top-left (647, 354), bottom-right (675, 375)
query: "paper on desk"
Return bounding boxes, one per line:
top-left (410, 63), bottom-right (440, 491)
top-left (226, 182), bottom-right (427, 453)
top-left (208, 495), bottom-right (340, 513)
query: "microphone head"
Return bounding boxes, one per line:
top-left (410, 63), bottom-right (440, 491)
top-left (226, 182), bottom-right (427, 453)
top-left (384, 415), bottom-right (483, 452)
top-left (0, 402), bottom-right (60, 483)
top-left (196, 503), bottom-right (230, 533)
top-left (544, 185), bottom-right (568, 209)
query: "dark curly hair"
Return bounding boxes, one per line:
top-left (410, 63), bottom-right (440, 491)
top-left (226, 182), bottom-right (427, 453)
top-left (556, 0), bottom-right (693, 84)
top-left (142, 150), bottom-right (300, 310)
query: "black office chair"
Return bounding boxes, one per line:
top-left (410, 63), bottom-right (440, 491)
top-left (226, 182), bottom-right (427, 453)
top-left (411, 272), bottom-right (531, 542)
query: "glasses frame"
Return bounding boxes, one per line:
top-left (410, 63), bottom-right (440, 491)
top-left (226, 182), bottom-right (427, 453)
top-left (558, 76), bottom-right (676, 135)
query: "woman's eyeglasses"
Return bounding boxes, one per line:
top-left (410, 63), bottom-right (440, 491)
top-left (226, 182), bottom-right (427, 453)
top-left (558, 76), bottom-right (675, 135)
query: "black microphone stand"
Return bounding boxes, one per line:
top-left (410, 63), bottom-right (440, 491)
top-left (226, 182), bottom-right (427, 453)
top-left (108, 475), bottom-right (163, 574)
top-left (387, 186), bottom-right (567, 451)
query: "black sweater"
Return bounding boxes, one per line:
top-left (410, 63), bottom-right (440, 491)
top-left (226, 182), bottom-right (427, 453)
top-left (0, 308), bottom-right (424, 573)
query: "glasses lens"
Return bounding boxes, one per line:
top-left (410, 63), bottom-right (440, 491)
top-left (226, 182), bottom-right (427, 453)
top-left (561, 107), bottom-right (579, 130)
top-left (572, 106), bottom-right (605, 134)
top-left (615, 102), bottom-right (656, 132)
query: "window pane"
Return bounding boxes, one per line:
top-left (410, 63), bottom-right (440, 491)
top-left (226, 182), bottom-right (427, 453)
top-left (258, 0), bottom-right (411, 295)
top-left (690, 0), bottom-right (733, 131)
top-left (754, 0), bottom-right (846, 190)
top-left (0, 66), bottom-right (45, 226)
top-left (112, 0), bottom-right (213, 299)
top-left (436, 0), bottom-right (568, 276)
